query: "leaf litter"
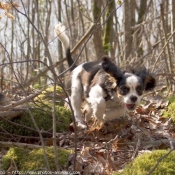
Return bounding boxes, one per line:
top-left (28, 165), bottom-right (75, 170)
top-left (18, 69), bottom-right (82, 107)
top-left (55, 94), bottom-right (175, 174)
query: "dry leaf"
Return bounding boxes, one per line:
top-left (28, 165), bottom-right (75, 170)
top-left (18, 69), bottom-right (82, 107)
top-left (12, 3), bottom-right (20, 8)
top-left (113, 138), bottom-right (127, 149)
top-left (75, 160), bottom-right (83, 172)
top-left (137, 102), bottom-right (156, 115)
top-left (45, 138), bottom-right (53, 146)
top-left (0, 2), bottom-right (6, 9)
top-left (0, 2), bottom-right (11, 10)
top-left (96, 153), bottom-right (106, 167)
top-left (88, 162), bottom-right (104, 174)
top-left (162, 118), bottom-right (172, 130)
top-left (105, 153), bottom-right (116, 171)
top-left (136, 107), bottom-right (150, 115)
top-left (148, 122), bottom-right (158, 130)
top-left (81, 146), bottom-right (91, 159)
top-left (5, 12), bottom-right (14, 20)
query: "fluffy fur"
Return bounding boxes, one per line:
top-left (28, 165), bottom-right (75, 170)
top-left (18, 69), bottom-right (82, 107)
top-left (55, 22), bottom-right (156, 128)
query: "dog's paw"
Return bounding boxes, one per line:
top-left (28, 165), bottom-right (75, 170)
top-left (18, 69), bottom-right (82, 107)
top-left (69, 121), bottom-right (87, 132)
top-left (54, 22), bottom-right (66, 36)
top-left (77, 121), bottom-right (87, 129)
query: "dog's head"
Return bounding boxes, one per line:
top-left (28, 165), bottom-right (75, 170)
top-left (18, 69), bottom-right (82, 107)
top-left (102, 56), bottom-right (156, 111)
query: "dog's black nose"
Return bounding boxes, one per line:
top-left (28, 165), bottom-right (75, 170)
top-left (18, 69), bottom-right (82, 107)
top-left (130, 96), bottom-right (138, 102)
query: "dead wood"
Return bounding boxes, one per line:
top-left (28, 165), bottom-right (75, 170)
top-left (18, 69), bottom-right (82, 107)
top-left (0, 141), bottom-right (44, 149)
top-left (0, 92), bottom-right (41, 120)
top-left (0, 109), bottom-right (24, 120)
top-left (0, 92), bottom-right (40, 111)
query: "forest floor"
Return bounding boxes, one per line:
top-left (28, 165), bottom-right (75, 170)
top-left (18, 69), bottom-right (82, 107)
top-left (59, 93), bottom-right (175, 173)
top-left (0, 92), bottom-right (174, 174)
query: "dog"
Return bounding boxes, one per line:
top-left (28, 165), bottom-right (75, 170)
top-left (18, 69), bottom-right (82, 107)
top-left (55, 22), bottom-right (156, 128)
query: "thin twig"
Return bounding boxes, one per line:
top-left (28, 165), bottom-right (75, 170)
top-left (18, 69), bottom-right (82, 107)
top-left (56, 77), bottom-right (78, 171)
top-left (147, 149), bottom-right (175, 175)
top-left (131, 138), bottom-right (141, 160)
top-left (152, 29), bottom-right (175, 72)
top-left (52, 80), bottom-right (60, 171)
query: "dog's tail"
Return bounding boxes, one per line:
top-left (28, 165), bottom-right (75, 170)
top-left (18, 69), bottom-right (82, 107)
top-left (54, 22), bottom-right (76, 71)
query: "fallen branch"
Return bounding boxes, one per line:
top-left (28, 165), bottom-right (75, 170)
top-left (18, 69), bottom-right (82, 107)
top-left (118, 139), bottom-right (175, 148)
top-left (97, 137), bottom-right (175, 149)
top-left (0, 110), bottom-right (24, 120)
top-left (0, 92), bottom-right (40, 111)
top-left (1, 138), bottom-right (174, 150)
top-left (0, 141), bottom-right (44, 149)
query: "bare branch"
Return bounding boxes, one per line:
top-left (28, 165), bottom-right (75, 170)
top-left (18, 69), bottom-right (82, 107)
top-left (0, 140), bottom-right (45, 149)
top-left (147, 149), bottom-right (175, 175)
top-left (0, 92), bottom-right (40, 111)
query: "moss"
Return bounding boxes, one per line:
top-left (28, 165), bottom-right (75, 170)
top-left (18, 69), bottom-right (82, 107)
top-left (2, 147), bottom-right (29, 170)
top-left (103, 43), bottom-right (111, 54)
top-left (33, 83), bottom-right (43, 89)
top-left (166, 96), bottom-right (175, 103)
top-left (0, 86), bottom-right (71, 139)
top-left (114, 150), bottom-right (175, 175)
top-left (0, 106), bottom-right (71, 137)
top-left (35, 86), bottom-right (64, 106)
top-left (163, 96), bottom-right (175, 124)
top-left (102, 0), bottom-right (115, 54)
top-left (2, 147), bottom-right (71, 171)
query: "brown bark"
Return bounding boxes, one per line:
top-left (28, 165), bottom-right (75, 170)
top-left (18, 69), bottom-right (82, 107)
top-left (136, 0), bottom-right (147, 56)
top-left (103, 0), bottom-right (115, 55)
top-left (171, 0), bottom-right (175, 47)
top-left (92, 0), bottom-right (104, 60)
top-left (124, 0), bottom-right (132, 60)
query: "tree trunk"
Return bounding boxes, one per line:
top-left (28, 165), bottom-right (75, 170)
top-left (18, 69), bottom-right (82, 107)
top-left (136, 0), bottom-right (147, 57)
top-left (57, 0), bottom-right (64, 74)
top-left (92, 0), bottom-right (104, 60)
top-left (124, 0), bottom-right (132, 61)
top-left (171, 0), bottom-right (175, 47)
top-left (77, 0), bottom-right (88, 62)
top-left (103, 0), bottom-right (115, 55)
top-left (130, 0), bottom-right (136, 58)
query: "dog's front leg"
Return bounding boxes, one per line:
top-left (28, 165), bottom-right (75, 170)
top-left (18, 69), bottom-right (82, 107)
top-left (91, 97), bottom-right (106, 122)
top-left (87, 85), bottom-right (106, 123)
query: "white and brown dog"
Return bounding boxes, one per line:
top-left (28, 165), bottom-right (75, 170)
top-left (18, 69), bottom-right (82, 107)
top-left (55, 22), bottom-right (156, 128)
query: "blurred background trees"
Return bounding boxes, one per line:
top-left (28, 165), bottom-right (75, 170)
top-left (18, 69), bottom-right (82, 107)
top-left (0, 0), bottom-right (175, 92)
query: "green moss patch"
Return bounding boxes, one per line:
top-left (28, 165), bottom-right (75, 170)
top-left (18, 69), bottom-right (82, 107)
top-left (0, 106), bottom-right (71, 138)
top-left (163, 96), bottom-right (175, 124)
top-left (2, 147), bottom-right (71, 170)
top-left (35, 86), bottom-right (65, 106)
top-left (114, 150), bottom-right (175, 175)
top-left (0, 86), bottom-right (71, 139)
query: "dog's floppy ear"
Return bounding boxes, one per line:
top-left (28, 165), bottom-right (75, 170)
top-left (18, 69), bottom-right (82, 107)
top-left (101, 55), bottom-right (123, 82)
top-left (136, 68), bottom-right (156, 91)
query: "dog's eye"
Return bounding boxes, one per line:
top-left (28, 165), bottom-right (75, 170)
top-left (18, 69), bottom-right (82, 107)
top-left (119, 86), bottom-right (130, 95)
top-left (136, 85), bottom-right (143, 96)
